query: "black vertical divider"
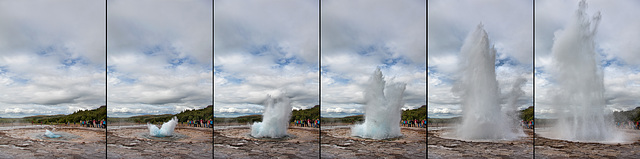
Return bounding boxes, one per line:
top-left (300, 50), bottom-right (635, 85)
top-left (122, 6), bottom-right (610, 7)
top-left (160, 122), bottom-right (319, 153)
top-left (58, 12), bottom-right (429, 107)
top-left (104, 0), bottom-right (108, 158)
top-left (318, 0), bottom-right (322, 157)
top-left (211, 2), bottom-right (216, 158)
top-left (532, 0), bottom-right (536, 158)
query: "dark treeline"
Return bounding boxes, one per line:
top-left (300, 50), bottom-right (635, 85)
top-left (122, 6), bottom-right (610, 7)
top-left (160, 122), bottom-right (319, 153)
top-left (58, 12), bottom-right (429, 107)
top-left (322, 105), bottom-right (427, 124)
top-left (213, 105), bottom-right (320, 124)
top-left (109, 105), bottom-right (213, 124)
top-left (428, 106), bottom-right (534, 125)
top-left (321, 115), bottom-right (364, 124)
top-left (402, 105), bottom-right (427, 121)
top-left (520, 106), bottom-right (534, 121)
top-left (29, 106), bottom-right (106, 124)
top-left (291, 105), bottom-right (320, 122)
top-left (613, 107), bottom-right (640, 123)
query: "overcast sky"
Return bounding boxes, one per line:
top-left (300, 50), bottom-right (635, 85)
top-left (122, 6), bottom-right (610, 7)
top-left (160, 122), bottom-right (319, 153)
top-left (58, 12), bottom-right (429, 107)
top-left (321, 0), bottom-right (426, 118)
top-left (535, 0), bottom-right (640, 118)
top-left (428, 0), bottom-right (534, 118)
top-left (213, 0), bottom-right (319, 118)
top-left (0, 0), bottom-right (106, 118)
top-left (107, 0), bottom-right (212, 117)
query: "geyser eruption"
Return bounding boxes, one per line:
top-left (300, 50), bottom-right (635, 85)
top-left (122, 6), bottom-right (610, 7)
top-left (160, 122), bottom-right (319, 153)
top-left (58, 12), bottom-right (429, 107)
top-left (251, 95), bottom-right (292, 138)
top-left (549, 0), bottom-right (617, 142)
top-left (351, 68), bottom-right (406, 140)
top-left (454, 23), bottom-right (522, 140)
top-left (148, 116), bottom-right (178, 137)
top-left (44, 129), bottom-right (61, 138)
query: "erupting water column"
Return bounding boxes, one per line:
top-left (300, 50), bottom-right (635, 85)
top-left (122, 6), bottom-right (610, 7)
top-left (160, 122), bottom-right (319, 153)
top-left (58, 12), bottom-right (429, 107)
top-left (45, 129), bottom-right (61, 138)
top-left (550, 0), bottom-right (616, 142)
top-left (251, 95), bottom-right (292, 138)
top-left (148, 116), bottom-right (178, 137)
top-left (454, 23), bottom-right (521, 140)
top-left (351, 68), bottom-right (406, 140)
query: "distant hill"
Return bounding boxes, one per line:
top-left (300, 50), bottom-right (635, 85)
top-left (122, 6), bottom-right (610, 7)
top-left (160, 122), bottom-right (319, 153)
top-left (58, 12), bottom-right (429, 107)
top-left (613, 107), bottom-right (640, 122)
top-left (402, 105), bottom-right (426, 120)
top-left (109, 105), bottom-right (213, 124)
top-left (30, 106), bottom-right (106, 124)
top-left (321, 115), bottom-right (364, 124)
top-left (520, 106), bottom-right (534, 121)
top-left (291, 105), bottom-right (320, 122)
top-left (321, 105), bottom-right (426, 124)
top-left (213, 105), bottom-right (320, 124)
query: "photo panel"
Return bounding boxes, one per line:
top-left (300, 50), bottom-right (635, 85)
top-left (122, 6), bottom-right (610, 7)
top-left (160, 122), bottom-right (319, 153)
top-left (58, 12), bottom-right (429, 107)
top-left (427, 0), bottom-right (533, 158)
top-left (106, 0), bottom-right (212, 158)
top-left (0, 0), bottom-right (106, 158)
top-left (213, 0), bottom-right (320, 158)
top-left (321, 0), bottom-right (426, 158)
top-left (534, 0), bottom-right (640, 158)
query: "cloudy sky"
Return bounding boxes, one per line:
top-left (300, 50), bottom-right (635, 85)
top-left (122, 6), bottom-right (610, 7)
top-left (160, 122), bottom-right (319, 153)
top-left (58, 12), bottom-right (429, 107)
top-left (535, 0), bottom-right (640, 118)
top-left (107, 0), bottom-right (212, 117)
top-left (428, 0), bottom-right (533, 118)
top-left (0, 0), bottom-right (106, 118)
top-left (213, 0), bottom-right (319, 117)
top-left (321, 0), bottom-right (426, 118)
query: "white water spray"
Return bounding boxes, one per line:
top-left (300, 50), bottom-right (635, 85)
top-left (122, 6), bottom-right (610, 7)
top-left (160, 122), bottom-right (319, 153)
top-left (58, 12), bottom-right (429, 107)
top-left (44, 129), bottom-right (61, 138)
top-left (351, 68), bottom-right (405, 140)
top-left (148, 116), bottom-right (178, 137)
top-left (454, 24), bottom-right (522, 140)
top-left (548, 0), bottom-right (619, 142)
top-left (251, 95), bottom-right (292, 138)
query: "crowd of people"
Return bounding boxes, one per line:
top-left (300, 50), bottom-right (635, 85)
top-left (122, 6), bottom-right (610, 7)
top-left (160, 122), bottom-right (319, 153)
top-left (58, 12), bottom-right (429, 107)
top-left (616, 121), bottom-right (640, 129)
top-left (72, 119), bottom-right (106, 128)
top-left (293, 119), bottom-right (320, 128)
top-left (521, 120), bottom-right (534, 129)
top-left (184, 119), bottom-right (213, 128)
top-left (401, 119), bottom-right (427, 128)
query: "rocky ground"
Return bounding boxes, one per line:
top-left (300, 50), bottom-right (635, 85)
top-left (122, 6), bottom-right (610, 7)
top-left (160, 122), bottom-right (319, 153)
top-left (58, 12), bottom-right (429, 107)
top-left (0, 126), bottom-right (106, 158)
top-left (534, 129), bottom-right (640, 158)
top-left (321, 127), bottom-right (426, 159)
top-left (427, 128), bottom-right (534, 158)
top-left (214, 126), bottom-right (319, 159)
top-left (106, 126), bottom-right (212, 159)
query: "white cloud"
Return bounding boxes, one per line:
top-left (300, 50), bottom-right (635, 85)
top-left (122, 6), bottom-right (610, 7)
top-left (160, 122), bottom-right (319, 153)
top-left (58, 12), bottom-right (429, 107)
top-left (428, 0), bottom-right (533, 118)
top-left (213, 0), bottom-right (319, 117)
top-left (0, 0), bottom-right (106, 118)
top-left (107, 0), bottom-right (212, 117)
top-left (320, 0), bottom-right (426, 117)
top-left (535, 0), bottom-right (640, 117)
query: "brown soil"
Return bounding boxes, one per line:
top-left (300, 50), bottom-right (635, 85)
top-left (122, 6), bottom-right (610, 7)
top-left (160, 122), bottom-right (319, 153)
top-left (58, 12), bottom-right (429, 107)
top-left (534, 130), bottom-right (640, 158)
top-left (427, 129), bottom-right (534, 158)
top-left (106, 126), bottom-right (212, 159)
top-left (213, 126), bottom-right (319, 159)
top-left (0, 127), bottom-right (106, 158)
top-left (321, 127), bottom-right (426, 158)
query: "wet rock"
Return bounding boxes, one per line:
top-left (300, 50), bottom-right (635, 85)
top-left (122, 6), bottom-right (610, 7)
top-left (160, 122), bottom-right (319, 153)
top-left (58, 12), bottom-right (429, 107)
top-left (14, 143), bottom-right (30, 147)
top-left (230, 143), bottom-right (245, 147)
top-left (336, 143), bottom-right (351, 147)
top-left (122, 143), bottom-right (137, 147)
top-left (550, 144), bottom-right (565, 149)
top-left (443, 144), bottom-right (458, 148)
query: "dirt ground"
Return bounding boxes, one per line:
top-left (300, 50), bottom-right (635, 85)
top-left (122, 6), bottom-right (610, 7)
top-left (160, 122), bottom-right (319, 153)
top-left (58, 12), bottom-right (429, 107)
top-left (214, 126), bottom-right (319, 159)
top-left (0, 126), bottom-right (106, 158)
top-left (106, 125), bottom-right (212, 159)
top-left (321, 127), bottom-right (426, 159)
top-left (427, 128), bottom-right (534, 158)
top-left (534, 129), bottom-right (640, 158)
